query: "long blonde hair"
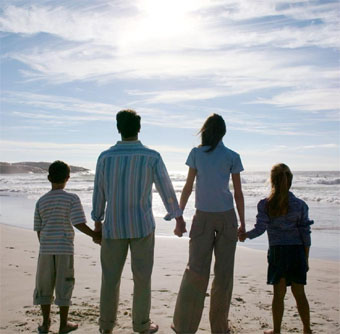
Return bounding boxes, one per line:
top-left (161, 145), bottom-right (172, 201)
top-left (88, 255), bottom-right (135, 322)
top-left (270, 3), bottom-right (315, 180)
top-left (267, 163), bottom-right (293, 217)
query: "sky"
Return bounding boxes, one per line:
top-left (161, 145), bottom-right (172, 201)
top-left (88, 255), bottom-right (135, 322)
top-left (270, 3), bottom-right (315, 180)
top-left (1, 0), bottom-right (339, 172)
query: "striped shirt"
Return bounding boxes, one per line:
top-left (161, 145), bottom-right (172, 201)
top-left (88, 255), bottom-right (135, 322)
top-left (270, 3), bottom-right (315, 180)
top-left (34, 189), bottom-right (86, 255)
top-left (91, 140), bottom-right (182, 239)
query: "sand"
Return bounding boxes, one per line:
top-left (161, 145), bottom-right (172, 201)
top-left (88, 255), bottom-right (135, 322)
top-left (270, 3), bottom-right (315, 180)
top-left (0, 224), bottom-right (339, 334)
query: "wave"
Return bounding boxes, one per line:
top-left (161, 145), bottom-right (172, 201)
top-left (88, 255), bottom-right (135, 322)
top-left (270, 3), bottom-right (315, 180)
top-left (316, 179), bottom-right (340, 185)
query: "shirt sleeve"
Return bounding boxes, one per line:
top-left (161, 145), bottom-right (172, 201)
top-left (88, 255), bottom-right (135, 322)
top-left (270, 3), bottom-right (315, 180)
top-left (70, 194), bottom-right (87, 226)
top-left (91, 156), bottom-right (106, 222)
top-left (185, 148), bottom-right (196, 169)
top-left (231, 152), bottom-right (244, 174)
top-left (298, 202), bottom-right (313, 246)
top-left (34, 201), bottom-right (42, 231)
top-left (247, 200), bottom-right (269, 239)
top-left (153, 155), bottom-right (183, 220)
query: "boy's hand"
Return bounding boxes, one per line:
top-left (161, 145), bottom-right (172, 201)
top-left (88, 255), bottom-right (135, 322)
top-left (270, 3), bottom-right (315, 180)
top-left (92, 230), bottom-right (102, 245)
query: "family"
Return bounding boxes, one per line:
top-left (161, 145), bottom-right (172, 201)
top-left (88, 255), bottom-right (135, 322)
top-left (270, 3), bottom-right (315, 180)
top-left (33, 110), bottom-right (313, 334)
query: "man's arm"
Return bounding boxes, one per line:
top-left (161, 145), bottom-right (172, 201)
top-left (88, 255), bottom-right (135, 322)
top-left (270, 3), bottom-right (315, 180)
top-left (91, 157), bottom-right (106, 224)
top-left (153, 156), bottom-right (186, 236)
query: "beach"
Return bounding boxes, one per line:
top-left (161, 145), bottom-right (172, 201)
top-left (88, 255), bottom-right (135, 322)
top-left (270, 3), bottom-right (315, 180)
top-left (1, 223), bottom-right (339, 334)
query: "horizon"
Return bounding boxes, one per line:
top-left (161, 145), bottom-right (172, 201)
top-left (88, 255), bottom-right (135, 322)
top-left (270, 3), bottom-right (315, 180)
top-left (1, 160), bottom-right (340, 173)
top-left (1, 0), bottom-right (339, 172)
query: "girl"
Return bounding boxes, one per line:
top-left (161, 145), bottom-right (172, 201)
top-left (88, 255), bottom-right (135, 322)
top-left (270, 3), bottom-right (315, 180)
top-left (240, 163), bottom-right (313, 334)
top-left (172, 114), bottom-right (245, 334)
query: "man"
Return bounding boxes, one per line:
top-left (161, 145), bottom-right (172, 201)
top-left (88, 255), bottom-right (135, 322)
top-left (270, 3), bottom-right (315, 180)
top-left (92, 109), bottom-right (186, 334)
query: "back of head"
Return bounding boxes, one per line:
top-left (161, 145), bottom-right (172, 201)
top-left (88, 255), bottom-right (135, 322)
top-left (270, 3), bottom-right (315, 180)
top-left (48, 160), bottom-right (70, 184)
top-left (267, 163), bottom-right (293, 217)
top-left (199, 113), bottom-right (226, 152)
top-left (116, 109), bottom-right (141, 138)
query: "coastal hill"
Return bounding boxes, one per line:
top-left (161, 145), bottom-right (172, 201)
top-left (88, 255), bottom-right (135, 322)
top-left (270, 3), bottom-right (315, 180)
top-left (0, 162), bottom-right (89, 174)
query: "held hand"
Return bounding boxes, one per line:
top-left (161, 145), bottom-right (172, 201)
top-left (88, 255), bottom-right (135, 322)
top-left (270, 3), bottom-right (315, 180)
top-left (174, 216), bottom-right (187, 237)
top-left (92, 229), bottom-right (102, 245)
top-left (94, 221), bottom-right (102, 232)
top-left (238, 232), bottom-right (247, 242)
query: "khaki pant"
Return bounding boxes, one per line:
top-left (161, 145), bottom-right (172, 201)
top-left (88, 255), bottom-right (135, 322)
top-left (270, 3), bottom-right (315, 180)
top-left (173, 209), bottom-right (238, 334)
top-left (33, 254), bottom-right (75, 306)
top-left (99, 232), bottom-right (154, 332)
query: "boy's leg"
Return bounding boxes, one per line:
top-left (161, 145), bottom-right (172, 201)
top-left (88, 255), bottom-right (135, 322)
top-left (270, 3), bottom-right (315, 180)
top-left (130, 232), bottom-right (155, 333)
top-left (59, 306), bottom-right (78, 334)
top-left (173, 211), bottom-right (215, 334)
top-left (291, 283), bottom-right (312, 333)
top-left (54, 255), bottom-right (77, 333)
top-left (39, 305), bottom-right (51, 333)
top-left (100, 238), bottom-right (129, 332)
top-left (265, 278), bottom-right (287, 334)
top-left (209, 210), bottom-right (237, 334)
top-left (34, 254), bottom-right (56, 332)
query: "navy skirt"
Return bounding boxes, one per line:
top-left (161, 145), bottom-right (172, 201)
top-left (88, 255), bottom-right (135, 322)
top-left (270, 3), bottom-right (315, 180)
top-left (267, 245), bottom-right (308, 286)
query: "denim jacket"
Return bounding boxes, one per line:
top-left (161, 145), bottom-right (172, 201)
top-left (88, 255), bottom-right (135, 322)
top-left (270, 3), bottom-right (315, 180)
top-left (247, 192), bottom-right (313, 246)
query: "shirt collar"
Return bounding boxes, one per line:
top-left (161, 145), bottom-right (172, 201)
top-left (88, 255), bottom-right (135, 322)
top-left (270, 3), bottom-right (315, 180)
top-left (116, 140), bottom-right (142, 145)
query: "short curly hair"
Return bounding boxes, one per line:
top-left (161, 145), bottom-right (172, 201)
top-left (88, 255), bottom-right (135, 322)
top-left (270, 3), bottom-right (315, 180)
top-left (48, 160), bottom-right (70, 183)
top-left (116, 109), bottom-right (141, 138)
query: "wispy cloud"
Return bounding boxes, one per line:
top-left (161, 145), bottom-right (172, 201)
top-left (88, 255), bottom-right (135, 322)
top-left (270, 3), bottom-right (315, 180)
top-left (252, 88), bottom-right (340, 112)
top-left (1, 1), bottom-right (339, 108)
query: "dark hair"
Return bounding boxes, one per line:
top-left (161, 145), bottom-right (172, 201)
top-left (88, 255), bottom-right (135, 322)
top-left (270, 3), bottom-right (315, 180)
top-left (199, 114), bottom-right (226, 152)
top-left (267, 163), bottom-right (293, 217)
top-left (116, 109), bottom-right (141, 138)
top-left (48, 160), bottom-right (70, 184)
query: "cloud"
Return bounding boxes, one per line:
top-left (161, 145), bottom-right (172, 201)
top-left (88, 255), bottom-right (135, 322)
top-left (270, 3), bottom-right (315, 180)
top-left (252, 88), bottom-right (340, 111)
top-left (1, 1), bottom-right (339, 88)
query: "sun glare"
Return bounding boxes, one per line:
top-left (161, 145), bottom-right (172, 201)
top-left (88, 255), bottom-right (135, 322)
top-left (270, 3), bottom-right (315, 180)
top-left (121, 0), bottom-right (202, 48)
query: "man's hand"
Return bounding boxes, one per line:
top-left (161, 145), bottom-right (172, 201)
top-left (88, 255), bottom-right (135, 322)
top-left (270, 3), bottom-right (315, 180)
top-left (174, 216), bottom-right (187, 237)
top-left (93, 221), bottom-right (102, 245)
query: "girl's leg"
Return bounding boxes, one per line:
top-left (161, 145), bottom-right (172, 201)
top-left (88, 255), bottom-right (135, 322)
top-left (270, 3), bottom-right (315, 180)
top-left (265, 278), bottom-right (287, 334)
top-left (291, 283), bottom-right (312, 334)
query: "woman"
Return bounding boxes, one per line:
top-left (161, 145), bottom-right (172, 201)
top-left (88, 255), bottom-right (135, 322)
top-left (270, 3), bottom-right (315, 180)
top-left (172, 114), bottom-right (245, 334)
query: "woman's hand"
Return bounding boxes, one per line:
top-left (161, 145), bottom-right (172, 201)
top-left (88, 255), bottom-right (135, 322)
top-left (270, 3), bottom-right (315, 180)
top-left (238, 226), bottom-right (247, 242)
top-left (174, 216), bottom-right (187, 237)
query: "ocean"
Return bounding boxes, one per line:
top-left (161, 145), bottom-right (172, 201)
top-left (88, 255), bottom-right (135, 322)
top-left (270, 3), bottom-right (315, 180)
top-left (1, 171), bottom-right (339, 260)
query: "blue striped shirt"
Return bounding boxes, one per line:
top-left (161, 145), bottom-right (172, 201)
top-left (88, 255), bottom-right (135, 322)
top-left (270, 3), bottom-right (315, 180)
top-left (91, 140), bottom-right (182, 239)
top-left (34, 189), bottom-right (87, 254)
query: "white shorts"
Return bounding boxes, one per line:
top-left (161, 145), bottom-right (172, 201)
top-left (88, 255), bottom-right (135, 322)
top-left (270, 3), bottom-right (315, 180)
top-left (33, 254), bottom-right (75, 306)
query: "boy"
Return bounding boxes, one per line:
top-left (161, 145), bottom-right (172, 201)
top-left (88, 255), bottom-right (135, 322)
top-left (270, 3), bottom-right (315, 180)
top-left (33, 160), bottom-right (100, 334)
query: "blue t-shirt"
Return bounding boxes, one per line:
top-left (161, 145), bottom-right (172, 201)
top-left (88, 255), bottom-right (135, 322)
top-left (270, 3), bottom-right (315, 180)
top-left (186, 141), bottom-right (243, 212)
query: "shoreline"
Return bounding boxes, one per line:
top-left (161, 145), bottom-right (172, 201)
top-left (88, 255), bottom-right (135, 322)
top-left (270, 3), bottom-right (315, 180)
top-left (1, 224), bottom-right (339, 334)
top-left (1, 219), bottom-right (339, 262)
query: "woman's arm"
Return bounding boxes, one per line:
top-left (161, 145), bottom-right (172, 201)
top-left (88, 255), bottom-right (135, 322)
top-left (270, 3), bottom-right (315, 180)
top-left (232, 173), bottom-right (245, 233)
top-left (180, 167), bottom-right (197, 211)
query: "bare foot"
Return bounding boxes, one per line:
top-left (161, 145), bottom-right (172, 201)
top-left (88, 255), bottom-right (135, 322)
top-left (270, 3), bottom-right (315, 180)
top-left (59, 322), bottom-right (78, 334)
top-left (264, 330), bottom-right (280, 334)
